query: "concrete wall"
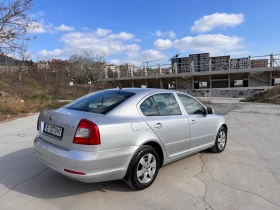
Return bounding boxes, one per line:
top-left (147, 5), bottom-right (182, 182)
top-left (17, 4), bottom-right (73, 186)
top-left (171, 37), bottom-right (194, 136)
top-left (250, 72), bottom-right (270, 87)
top-left (180, 88), bottom-right (265, 98)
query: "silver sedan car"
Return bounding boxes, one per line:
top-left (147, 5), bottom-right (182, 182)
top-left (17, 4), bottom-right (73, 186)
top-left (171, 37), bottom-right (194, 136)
top-left (34, 88), bottom-right (227, 190)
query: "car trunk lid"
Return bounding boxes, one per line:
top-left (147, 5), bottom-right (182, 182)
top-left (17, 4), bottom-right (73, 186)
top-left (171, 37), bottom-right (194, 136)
top-left (38, 108), bottom-right (103, 150)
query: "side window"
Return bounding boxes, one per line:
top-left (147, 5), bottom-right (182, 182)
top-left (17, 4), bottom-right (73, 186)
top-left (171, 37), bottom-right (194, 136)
top-left (178, 94), bottom-right (206, 115)
top-left (152, 93), bottom-right (181, 116)
top-left (140, 97), bottom-right (159, 116)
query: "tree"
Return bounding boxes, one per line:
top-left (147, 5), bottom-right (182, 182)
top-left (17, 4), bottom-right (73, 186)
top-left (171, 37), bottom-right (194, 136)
top-left (48, 59), bottom-right (70, 86)
top-left (0, 0), bottom-right (36, 52)
top-left (14, 41), bottom-right (32, 81)
top-left (69, 50), bottom-right (107, 91)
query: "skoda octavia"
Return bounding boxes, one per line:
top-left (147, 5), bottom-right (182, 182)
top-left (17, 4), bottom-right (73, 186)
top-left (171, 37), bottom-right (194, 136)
top-left (34, 88), bottom-right (227, 190)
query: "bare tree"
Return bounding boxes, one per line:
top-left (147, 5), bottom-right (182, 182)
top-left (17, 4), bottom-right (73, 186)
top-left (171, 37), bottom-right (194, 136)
top-left (48, 59), bottom-right (70, 86)
top-left (14, 41), bottom-right (32, 81)
top-left (0, 0), bottom-right (36, 52)
top-left (69, 50), bottom-right (107, 91)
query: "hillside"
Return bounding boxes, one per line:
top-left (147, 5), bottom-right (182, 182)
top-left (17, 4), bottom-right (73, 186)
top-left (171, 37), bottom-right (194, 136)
top-left (0, 54), bottom-right (17, 66)
top-left (0, 73), bottom-right (91, 121)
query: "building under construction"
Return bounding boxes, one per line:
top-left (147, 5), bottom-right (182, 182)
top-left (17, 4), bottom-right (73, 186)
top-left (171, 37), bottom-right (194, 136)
top-left (100, 53), bottom-right (280, 97)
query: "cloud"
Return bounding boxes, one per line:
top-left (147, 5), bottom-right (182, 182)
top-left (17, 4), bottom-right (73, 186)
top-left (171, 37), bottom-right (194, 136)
top-left (154, 34), bottom-right (244, 55)
top-left (82, 27), bottom-right (90, 31)
top-left (59, 28), bottom-right (140, 55)
top-left (38, 28), bottom-right (143, 60)
top-left (108, 50), bottom-right (167, 66)
top-left (55, 24), bottom-right (74, 32)
top-left (154, 39), bottom-right (173, 50)
top-left (28, 21), bottom-right (74, 34)
top-left (155, 30), bottom-right (176, 38)
top-left (30, 11), bottom-right (45, 18)
top-left (38, 48), bottom-right (72, 59)
top-left (127, 50), bottom-right (167, 64)
top-left (28, 21), bottom-right (54, 34)
top-left (191, 13), bottom-right (245, 33)
top-left (107, 32), bottom-right (135, 40)
top-left (95, 28), bottom-right (112, 37)
top-left (36, 11), bottom-right (45, 17)
top-left (108, 59), bottom-right (121, 65)
top-left (227, 50), bottom-right (250, 57)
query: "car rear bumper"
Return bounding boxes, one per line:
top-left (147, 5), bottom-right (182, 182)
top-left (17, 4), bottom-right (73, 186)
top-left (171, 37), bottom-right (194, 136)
top-left (34, 136), bottom-right (138, 183)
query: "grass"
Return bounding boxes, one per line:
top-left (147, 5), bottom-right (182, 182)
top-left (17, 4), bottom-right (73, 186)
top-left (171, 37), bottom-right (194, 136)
top-left (0, 73), bottom-right (91, 121)
top-left (0, 96), bottom-right (69, 121)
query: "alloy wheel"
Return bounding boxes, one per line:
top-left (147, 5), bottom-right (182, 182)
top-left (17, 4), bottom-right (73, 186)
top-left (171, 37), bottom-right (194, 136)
top-left (137, 153), bottom-right (157, 184)
top-left (217, 131), bottom-right (226, 150)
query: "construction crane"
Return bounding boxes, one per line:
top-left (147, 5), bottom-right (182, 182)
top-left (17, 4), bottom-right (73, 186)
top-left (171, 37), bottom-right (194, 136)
top-left (143, 59), bottom-right (163, 68)
top-left (169, 53), bottom-right (180, 61)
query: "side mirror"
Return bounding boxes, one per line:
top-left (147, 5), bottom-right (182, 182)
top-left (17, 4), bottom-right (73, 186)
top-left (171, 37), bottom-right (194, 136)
top-left (207, 107), bottom-right (214, 114)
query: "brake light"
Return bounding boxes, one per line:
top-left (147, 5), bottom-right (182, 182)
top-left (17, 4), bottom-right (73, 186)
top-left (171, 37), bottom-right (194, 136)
top-left (73, 119), bottom-right (100, 145)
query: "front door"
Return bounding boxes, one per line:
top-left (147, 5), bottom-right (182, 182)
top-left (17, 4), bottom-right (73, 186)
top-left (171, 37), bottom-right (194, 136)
top-left (139, 93), bottom-right (191, 158)
top-left (177, 94), bottom-right (216, 153)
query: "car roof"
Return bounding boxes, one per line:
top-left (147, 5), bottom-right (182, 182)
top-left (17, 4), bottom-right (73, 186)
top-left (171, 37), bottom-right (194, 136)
top-left (109, 88), bottom-right (177, 94)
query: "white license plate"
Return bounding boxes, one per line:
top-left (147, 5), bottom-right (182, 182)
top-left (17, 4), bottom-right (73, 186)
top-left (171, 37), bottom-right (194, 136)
top-left (44, 123), bottom-right (63, 138)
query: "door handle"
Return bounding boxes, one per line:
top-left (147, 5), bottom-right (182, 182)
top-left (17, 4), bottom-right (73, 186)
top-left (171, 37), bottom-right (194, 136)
top-left (190, 120), bottom-right (196, 124)
top-left (154, 123), bottom-right (163, 129)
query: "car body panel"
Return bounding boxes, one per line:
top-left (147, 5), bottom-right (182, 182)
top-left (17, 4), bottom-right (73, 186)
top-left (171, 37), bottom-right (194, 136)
top-left (174, 92), bottom-right (221, 153)
top-left (136, 93), bottom-right (191, 158)
top-left (187, 114), bottom-right (217, 153)
top-left (34, 136), bottom-right (138, 183)
top-left (34, 88), bottom-right (227, 183)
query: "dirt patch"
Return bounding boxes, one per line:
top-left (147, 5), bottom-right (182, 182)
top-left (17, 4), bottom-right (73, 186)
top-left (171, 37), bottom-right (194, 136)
top-left (241, 86), bottom-right (280, 104)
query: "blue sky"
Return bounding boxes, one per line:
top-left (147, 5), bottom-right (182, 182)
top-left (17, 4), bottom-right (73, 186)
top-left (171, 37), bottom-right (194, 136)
top-left (29, 0), bottom-right (280, 66)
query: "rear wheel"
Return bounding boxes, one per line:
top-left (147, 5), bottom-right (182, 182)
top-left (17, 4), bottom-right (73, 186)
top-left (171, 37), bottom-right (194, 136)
top-left (125, 145), bottom-right (160, 190)
top-left (211, 127), bottom-right (227, 153)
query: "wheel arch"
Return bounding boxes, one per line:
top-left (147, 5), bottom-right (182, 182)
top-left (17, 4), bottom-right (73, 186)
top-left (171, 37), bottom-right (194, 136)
top-left (143, 141), bottom-right (164, 167)
top-left (221, 124), bottom-right (228, 133)
top-left (123, 140), bottom-right (165, 182)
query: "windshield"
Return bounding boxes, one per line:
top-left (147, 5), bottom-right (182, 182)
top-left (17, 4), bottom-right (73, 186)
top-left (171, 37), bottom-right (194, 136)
top-left (64, 90), bottom-right (135, 114)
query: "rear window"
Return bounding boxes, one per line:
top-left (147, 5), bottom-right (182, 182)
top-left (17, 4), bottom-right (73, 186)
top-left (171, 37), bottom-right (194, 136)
top-left (64, 90), bottom-right (135, 114)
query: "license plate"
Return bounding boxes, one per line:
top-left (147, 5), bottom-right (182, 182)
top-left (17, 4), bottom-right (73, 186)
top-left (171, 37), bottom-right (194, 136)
top-left (44, 123), bottom-right (63, 138)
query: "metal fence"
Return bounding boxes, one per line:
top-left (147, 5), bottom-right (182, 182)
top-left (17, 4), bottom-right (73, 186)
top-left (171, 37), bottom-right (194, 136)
top-left (103, 53), bottom-right (280, 79)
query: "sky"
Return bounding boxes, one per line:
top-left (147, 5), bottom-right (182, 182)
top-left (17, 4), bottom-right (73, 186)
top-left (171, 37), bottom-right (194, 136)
top-left (28, 0), bottom-right (280, 66)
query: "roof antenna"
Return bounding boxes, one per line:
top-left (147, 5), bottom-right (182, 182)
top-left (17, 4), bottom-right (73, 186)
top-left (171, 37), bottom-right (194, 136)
top-left (113, 74), bottom-right (122, 90)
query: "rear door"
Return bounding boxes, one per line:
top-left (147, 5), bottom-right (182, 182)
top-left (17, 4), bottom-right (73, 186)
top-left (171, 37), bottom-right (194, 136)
top-left (138, 93), bottom-right (191, 158)
top-left (177, 94), bottom-right (216, 153)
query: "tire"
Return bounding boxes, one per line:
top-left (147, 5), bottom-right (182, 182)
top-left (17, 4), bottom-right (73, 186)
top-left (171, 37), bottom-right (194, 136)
top-left (210, 126), bottom-right (227, 153)
top-left (125, 145), bottom-right (160, 190)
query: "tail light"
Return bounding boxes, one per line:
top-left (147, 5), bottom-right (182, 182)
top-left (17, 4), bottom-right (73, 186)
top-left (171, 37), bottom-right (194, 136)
top-left (73, 119), bottom-right (100, 145)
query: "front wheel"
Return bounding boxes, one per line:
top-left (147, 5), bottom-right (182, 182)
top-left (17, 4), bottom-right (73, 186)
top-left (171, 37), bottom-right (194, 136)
top-left (125, 145), bottom-right (160, 190)
top-left (211, 127), bottom-right (227, 153)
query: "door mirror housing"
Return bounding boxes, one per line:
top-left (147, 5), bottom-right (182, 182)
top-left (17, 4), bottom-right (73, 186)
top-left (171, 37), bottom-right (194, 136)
top-left (207, 107), bottom-right (214, 114)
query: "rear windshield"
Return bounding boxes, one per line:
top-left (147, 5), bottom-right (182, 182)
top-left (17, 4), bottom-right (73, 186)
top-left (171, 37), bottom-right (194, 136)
top-left (64, 90), bottom-right (135, 114)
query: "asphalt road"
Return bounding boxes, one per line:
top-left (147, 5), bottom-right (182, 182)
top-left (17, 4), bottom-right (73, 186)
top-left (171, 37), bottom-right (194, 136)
top-left (1, 101), bottom-right (280, 210)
